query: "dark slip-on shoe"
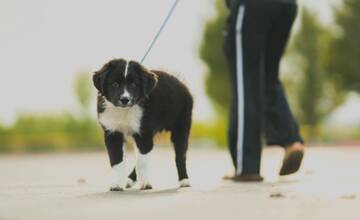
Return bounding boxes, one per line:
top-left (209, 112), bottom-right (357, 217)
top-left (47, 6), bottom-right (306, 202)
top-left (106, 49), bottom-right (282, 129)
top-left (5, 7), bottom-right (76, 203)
top-left (279, 149), bottom-right (304, 176)
top-left (223, 173), bottom-right (264, 182)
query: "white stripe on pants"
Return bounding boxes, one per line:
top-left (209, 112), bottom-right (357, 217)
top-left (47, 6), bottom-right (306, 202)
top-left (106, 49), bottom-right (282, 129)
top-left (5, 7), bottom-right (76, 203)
top-left (235, 5), bottom-right (245, 175)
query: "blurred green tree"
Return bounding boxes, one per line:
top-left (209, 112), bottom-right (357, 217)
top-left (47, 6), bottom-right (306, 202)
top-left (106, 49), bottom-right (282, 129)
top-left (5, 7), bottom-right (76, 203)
top-left (74, 71), bottom-right (93, 117)
top-left (327, 0), bottom-right (360, 93)
top-left (284, 8), bottom-right (345, 141)
top-left (199, 0), bottom-right (230, 114)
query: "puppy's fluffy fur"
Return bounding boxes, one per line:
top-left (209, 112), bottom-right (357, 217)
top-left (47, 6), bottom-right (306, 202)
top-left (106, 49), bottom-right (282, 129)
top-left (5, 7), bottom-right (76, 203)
top-left (93, 59), bottom-right (193, 190)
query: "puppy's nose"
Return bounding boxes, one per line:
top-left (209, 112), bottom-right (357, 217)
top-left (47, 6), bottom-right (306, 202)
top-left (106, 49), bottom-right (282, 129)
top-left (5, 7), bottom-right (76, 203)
top-left (120, 97), bottom-right (130, 105)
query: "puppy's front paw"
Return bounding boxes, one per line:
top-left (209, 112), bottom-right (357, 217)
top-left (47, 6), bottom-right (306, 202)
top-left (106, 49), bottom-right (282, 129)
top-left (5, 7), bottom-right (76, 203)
top-left (110, 162), bottom-right (127, 191)
top-left (179, 179), bottom-right (191, 188)
top-left (139, 182), bottom-right (153, 190)
top-left (126, 178), bottom-right (135, 189)
top-left (110, 183), bottom-right (125, 191)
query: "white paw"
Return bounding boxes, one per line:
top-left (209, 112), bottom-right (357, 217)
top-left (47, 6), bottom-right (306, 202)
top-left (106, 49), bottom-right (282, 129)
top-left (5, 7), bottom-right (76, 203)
top-left (110, 162), bottom-right (127, 191)
top-left (135, 150), bottom-right (152, 190)
top-left (139, 181), bottom-right (153, 190)
top-left (126, 178), bottom-right (135, 189)
top-left (179, 179), bottom-right (191, 188)
top-left (109, 183), bottom-right (125, 191)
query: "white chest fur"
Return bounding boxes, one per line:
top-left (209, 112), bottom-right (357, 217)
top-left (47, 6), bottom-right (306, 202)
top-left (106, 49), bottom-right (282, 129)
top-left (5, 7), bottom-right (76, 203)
top-left (98, 100), bottom-right (143, 135)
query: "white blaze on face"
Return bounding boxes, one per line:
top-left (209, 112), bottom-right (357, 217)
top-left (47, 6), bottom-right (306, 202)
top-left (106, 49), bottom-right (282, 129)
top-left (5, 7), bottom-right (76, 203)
top-left (124, 61), bottom-right (130, 77)
top-left (122, 89), bottom-right (131, 99)
top-left (122, 60), bottom-right (132, 101)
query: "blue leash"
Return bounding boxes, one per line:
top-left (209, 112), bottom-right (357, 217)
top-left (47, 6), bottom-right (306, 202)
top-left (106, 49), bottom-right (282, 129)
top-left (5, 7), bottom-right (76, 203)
top-left (140, 0), bottom-right (179, 64)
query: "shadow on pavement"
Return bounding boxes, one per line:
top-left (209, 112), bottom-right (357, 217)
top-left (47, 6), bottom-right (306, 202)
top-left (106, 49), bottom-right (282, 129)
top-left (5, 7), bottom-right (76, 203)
top-left (80, 187), bottom-right (183, 199)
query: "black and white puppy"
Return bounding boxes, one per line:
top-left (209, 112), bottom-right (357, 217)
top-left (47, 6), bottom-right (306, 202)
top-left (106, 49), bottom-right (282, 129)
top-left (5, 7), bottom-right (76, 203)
top-left (93, 58), bottom-right (193, 191)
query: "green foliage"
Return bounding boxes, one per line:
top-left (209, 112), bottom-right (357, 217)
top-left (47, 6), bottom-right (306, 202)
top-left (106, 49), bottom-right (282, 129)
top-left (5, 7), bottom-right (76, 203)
top-left (284, 8), bottom-right (345, 141)
top-left (199, 0), bottom-right (230, 113)
top-left (191, 117), bottom-right (228, 147)
top-left (0, 71), bottom-right (103, 153)
top-left (327, 0), bottom-right (360, 93)
top-left (0, 113), bottom-right (103, 153)
top-left (74, 71), bottom-right (93, 116)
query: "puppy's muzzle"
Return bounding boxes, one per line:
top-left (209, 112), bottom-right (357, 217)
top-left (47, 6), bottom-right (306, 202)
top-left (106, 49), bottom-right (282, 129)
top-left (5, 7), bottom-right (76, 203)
top-left (120, 97), bottom-right (130, 105)
top-left (116, 96), bottom-right (134, 107)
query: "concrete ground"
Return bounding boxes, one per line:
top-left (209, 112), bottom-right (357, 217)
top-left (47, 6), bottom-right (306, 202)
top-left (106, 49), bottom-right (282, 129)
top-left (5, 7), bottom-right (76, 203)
top-left (1, 146), bottom-right (360, 220)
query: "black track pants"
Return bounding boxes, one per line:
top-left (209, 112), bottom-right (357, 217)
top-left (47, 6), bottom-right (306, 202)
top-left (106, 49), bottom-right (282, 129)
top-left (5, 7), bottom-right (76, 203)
top-left (223, 1), bottom-right (303, 175)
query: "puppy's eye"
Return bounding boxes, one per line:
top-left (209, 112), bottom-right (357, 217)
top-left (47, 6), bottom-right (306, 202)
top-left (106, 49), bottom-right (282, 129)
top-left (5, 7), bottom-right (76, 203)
top-left (130, 82), bottom-right (136, 88)
top-left (112, 82), bottom-right (119, 88)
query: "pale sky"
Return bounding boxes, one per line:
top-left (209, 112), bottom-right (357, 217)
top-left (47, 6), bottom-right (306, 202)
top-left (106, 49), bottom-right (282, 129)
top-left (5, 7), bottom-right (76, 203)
top-left (0, 0), bottom-right (358, 126)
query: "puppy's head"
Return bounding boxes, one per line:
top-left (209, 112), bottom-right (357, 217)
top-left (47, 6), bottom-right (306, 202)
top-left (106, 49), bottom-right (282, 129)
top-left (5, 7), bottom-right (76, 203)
top-left (93, 59), bottom-right (158, 108)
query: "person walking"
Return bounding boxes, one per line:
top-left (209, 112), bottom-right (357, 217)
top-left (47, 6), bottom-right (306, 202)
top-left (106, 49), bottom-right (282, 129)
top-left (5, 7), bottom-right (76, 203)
top-left (223, 0), bottom-right (305, 181)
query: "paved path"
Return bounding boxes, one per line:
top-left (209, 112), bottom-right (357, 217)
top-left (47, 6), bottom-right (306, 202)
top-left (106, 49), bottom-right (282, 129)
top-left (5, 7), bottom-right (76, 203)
top-left (1, 146), bottom-right (360, 220)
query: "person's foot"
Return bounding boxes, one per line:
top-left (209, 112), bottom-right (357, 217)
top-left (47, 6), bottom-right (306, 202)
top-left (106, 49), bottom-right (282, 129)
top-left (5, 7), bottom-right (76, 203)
top-left (223, 173), bottom-right (264, 182)
top-left (279, 142), bottom-right (304, 176)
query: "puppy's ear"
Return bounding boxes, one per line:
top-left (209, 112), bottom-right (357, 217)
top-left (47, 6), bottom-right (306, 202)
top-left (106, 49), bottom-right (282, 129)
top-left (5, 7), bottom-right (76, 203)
top-left (93, 62), bottom-right (112, 94)
top-left (93, 68), bottom-right (108, 94)
top-left (142, 70), bottom-right (158, 98)
top-left (131, 61), bottom-right (158, 98)
top-left (93, 71), bottom-right (105, 93)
